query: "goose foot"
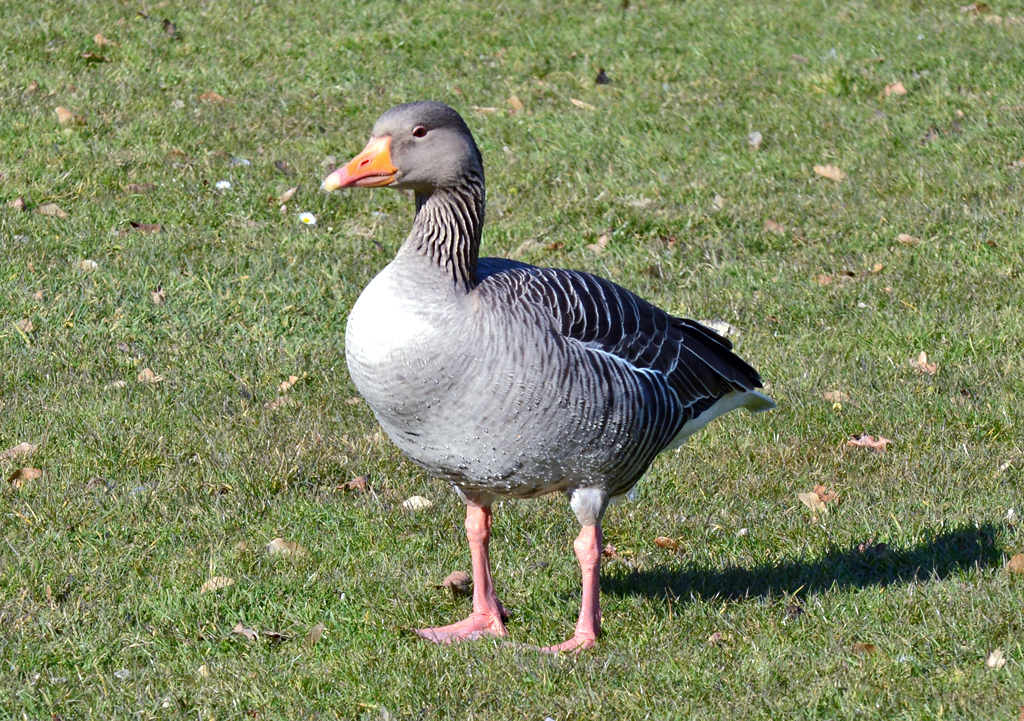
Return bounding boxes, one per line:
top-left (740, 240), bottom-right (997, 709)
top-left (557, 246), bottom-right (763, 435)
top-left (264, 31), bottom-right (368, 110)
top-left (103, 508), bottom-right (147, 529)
top-left (415, 611), bottom-right (508, 644)
top-left (538, 523), bottom-right (602, 654)
top-left (537, 632), bottom-right (597, 654)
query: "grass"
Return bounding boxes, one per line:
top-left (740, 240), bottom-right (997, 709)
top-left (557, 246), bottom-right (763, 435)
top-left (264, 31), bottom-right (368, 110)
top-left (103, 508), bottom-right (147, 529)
top-left (1, 0), bottom-right (1023, 717)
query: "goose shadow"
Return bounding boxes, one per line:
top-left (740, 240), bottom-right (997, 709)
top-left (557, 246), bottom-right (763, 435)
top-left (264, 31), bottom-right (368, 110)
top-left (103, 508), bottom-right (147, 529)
top-left (601, 523), bottom-right (1002, 603)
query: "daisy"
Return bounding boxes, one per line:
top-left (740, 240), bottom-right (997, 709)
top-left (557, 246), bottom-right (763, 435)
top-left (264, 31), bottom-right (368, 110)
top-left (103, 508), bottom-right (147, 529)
top-left (298, 212), bottom-right (317, 226)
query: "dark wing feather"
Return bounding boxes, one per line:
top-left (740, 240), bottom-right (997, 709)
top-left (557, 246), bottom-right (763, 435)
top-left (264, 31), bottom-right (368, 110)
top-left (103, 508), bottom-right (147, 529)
top-left (476, 259), bottom-right (764, 411)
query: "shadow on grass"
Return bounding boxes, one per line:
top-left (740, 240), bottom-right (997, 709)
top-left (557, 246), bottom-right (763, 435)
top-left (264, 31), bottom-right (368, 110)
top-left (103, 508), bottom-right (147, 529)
top-left (603, 523), bottom-right (1002, 602)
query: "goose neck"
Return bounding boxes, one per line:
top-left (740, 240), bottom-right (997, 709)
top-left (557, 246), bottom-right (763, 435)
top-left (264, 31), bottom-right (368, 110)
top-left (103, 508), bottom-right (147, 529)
top-left (401, 180), bottom-right (485, 293)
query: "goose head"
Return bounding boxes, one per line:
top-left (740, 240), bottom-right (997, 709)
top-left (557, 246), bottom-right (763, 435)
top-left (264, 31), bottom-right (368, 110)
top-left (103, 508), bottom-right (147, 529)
top-left (322, 101), bottom-right (483, 194)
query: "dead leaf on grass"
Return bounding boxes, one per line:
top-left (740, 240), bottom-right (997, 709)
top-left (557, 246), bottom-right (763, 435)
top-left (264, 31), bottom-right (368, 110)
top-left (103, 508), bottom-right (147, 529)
top-left (847, 434), bottom-right (892, 452)
top-left (507, 94), bottom-right (524, 113)
top-left (961, 2), bottom-right (990, 13)
top-left (8, 196), bottom-right (27, 211)
top-left (274, 159), bottom-right (294, 176)
top-left (278, 375), bottom-right (299, 393)
top-left (707, 631), bottom-right (723, 645)
top-left (267, 537), bottom-right (307, 557)
top-left (342, 475), bottom-right (369, 492)
top-left (910, 351), bottom-right (938, 375)
top-left (137, 368), bottom-right (162, 384)
top-left (812, 484), bottom-right (837, 504)
top-left (304, 622), bottom-right (325, 648)
top-left (200, 576), bottom-right (234, 594)
top-left (345, 396), bottom-right (362, 405)
top-left (129, 222), bottom-right (162, 234)
top-left (277, 186), bottom-right (298, 204)
top-left (1006, 554), bottom-right (1024, 574)
top-left (569, 98), bottom-right (596, 110)
top-left (798, 491), bottom-right (827, 514)
top-left (93, 33), bottom-right (120, 47)
top-left (263, 396), bottom-right (296, 410)
top-left (764, 219), bottom-right (786, 235)
top-left (439, 571), bottom-right (472, 597)
top-left (80, 52), bottom-right (109, 63)
top-left (8, 468), bottom-right (43, 489)
top-left (653, 536), bottom-right (678, 550)
top-left (852, 642), bottom-right (878, 655)
top-left (198, 91), bottom-right (225, 103)
top-left (587, 233), bottom-right (610, 255)
top-left (15, 318), bottom-right (34, 333)
top-left (470, 106), bottom-right (499, 115)
top-left (150, 286), bottom-right (166, 304)
top-left (602, 544), bottom-right (618, 558)
top-left (822, 390), bottom-right (850, 403)
top-left (1, 443), bottom-right (38, 461)
top-left (813, 164), bottom-right (846, 182)
top-left (986, 648), bottom-right (1006, 669)
top-left (232, 622), bottom-right (256, 641)
top-left (36, 202), bottom-right (68, 218)
top-left (884, 81), bottom-right (907, 97)
top-left (402, 495), bottom-right (433, 511)
top-left (162, 19), bottom-right (179, 38)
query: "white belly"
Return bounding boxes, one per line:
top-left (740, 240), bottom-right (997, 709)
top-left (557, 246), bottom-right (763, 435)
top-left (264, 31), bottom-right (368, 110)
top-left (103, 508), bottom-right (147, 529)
top-left (345, 264), bottom-right (436, 370)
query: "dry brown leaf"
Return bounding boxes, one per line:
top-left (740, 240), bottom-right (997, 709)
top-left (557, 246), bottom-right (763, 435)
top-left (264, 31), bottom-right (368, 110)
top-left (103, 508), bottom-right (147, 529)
top-left (822, 390), bottom-right (850, 403)
top-left (570, 98), bottom-right (596, 110)
top-left (587, 233), bottom-right (610, 255)
top-left (137, 368), bottom-right (162, 384)
top-left (162, 19), bottom-right (179, 38)
top-left (86, 476), bottom-right (109, 490)
top-left (653, 536), bottom-right (678, 550)
top-left (986, 649), bottom-right (1006, 669)
top-left (871, 262), bottom-right (884, 273)
top-left (200, 576), bottom-right (234, 594)
top-left (440, 570), bottom-right (472, 597)
top-left (8, 196), bottom-right (28, 211)
top-left (26, 79), bottom-right (39, 92)
top-left (910, 351), bottom-right (938, 375)
top-left (1, 442), bottom-right (38, 461)
top-left (151, 286), bottom-right (166, 304)
top-left (93, 33), bottom-right (120, 47)
top-left (124, 183), bottom-right (157, 194)
top-left (77, 259), bottom-right (98, 272)
top-left (266, 537), bottom-right (307, 557)
top-left (36, 203), bottom-right (68, 218)
top-left (278, 375), bottom-right (299, 393)
top-left (80, 52), bottom-right (108, 63)
top-left (129, 222), bottom-right (162, 233)
top-left (764, 219), bottom-right (786, 235)
top-left (263, 396), bottom-right (296, 410)
top-left (304, 622), bottom-right (325, 648)
top-left (798, 491), bottom-right (827, 514)
top-left (812, 484), bottom-right (838, 504)
top-left (884, 81), bottom-right (907, 97)
top-left (707, 631), bottom-right (723, 645)
top-left (507, 95), bottom-right (524, 113)
top-left (277, 186), bottom-right (298, 204)
top-left (1006, 554), bottom-right (1024, 574)
top-left (791, 53), bottom-right (810, 63)
top-left (470, 106), bottom-right (499, 115)
top-left (199, 91), bottom-right (225, 103)
top-left (852, 643), bottom-right (878, 655)
top-left (847, 434), bottom-right (892, 452)
top-left (813, 164), bottom-right (846, 182)
top-left (961, 2), bottom-right (990, 13)
top-left (8, 468), bottom-right (43, 489)
top-left (232, 622), bottom-right (256, 641)
top-left (602, 543), bottom-right (618, 558)
top-left (31, 290), bottom-right (44, 301)
top-left (342, 475), bottom-right (369, 492)
top-left (274, 159), bottom-right (294, 175)
top-left (345, 396), bottom-right (362, 405)
top-left (15, 318), bottom-right (34, 333)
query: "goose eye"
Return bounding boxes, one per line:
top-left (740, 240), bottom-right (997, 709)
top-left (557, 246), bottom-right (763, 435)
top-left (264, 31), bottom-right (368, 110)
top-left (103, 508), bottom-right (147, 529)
top-left (412, 126), bottom-right (427, 138)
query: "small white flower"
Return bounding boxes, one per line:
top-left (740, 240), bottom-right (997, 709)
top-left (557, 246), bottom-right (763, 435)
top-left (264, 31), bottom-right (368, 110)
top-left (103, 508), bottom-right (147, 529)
top-left (215, 180), bottom-right (231, 190)
top-left (298, 212), bottom-right (317, 226)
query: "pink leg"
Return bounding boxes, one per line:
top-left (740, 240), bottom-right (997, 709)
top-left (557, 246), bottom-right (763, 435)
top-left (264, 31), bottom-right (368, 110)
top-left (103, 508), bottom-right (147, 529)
top-left (416, 504), bottom-right (509, 644)
top-left (539, 524), bottom-right (602, 653)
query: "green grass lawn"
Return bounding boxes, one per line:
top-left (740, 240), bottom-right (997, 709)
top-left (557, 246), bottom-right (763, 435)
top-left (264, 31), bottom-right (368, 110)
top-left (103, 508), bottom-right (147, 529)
top-left (2, 0), bottom-right (1023, 717)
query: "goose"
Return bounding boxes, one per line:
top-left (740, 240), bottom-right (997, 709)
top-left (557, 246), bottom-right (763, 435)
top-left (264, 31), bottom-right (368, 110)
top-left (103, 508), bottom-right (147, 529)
top-left (323, 101), bottom-right (775, 652)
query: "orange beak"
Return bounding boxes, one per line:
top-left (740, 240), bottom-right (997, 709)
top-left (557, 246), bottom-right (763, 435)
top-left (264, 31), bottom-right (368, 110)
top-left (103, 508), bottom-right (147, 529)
top-left (322, 136), bottom-right (398, 191)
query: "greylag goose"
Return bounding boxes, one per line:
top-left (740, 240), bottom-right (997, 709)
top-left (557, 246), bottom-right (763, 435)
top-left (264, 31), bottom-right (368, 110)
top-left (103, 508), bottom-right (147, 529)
top-left (323, 101), bottom-right (775, 652)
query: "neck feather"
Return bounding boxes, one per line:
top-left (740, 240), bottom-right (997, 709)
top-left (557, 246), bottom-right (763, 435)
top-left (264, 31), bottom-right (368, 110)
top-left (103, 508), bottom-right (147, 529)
top-left (404, 174), bottom-right (485, 293)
